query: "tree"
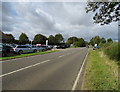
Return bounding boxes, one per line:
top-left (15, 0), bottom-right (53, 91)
top-left (33, 34), bottom-right (47, 44)
top-left (14, 40), bottom-right (19, 44)
top-left (78, 38), bottom-right (86, 47)
top-left (19, 33), bottom-right (29, 44)
top-left (86, 2), bottom-right (120, 25)
top-left (1, 31), bottom-right (15, 44)
top-left (67, 36), bottom-right (78, 44)
top-left (73, 38), bottom-right (86, 47)
top-left (66, 40), bottom-right (73, 45)
top-left (90, 36), bottom-right (101, 46)
top-left (107, 38), bottom-right (113, 43)
top-left (48, 35), bottom-right (57, 45)
top-left (73, 42), bottom-right (80, 47)
top-left (55, 34), bottom-right (64, 44)
top-left (101, 37), bottom-right (106, 43)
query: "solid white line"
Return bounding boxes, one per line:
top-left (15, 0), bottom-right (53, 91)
top-left (0, 60), bottom-right (50, 78)
top-left (71, 50), bottom-right (89, 91)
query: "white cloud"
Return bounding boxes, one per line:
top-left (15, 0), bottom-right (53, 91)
top-left (2, 2), bottom-right (118, 41)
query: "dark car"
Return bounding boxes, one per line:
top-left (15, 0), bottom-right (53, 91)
top-left (0, 44), bottom-right (14, 57)
top-left (56, 45), bottom-right (67, 49)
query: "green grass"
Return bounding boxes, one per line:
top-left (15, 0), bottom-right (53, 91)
top-left (0, 50), bottom-right (58, 61)
top-left (82, 50), bottom-right (118, 90)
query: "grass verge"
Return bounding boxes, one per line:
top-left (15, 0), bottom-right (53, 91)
top-left (0, 50), bottom-right (58, 61)
top-left (82, 50), bottom-right (118, 90)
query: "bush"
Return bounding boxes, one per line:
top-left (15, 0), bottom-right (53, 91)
top-left (104, 43), bottom-right (120, 61)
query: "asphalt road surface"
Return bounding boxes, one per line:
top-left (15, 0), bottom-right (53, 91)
top-left (1, 48), bottom-right (88, 90)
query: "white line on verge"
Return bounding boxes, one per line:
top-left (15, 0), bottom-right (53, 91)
top-left (0, 59), bottom-right (50, 78)
top-left (71, 50), bottom-right (89, 91)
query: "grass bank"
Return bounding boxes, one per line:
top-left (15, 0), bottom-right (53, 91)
top-left (99, 42), bottom-right (120, 61)
top-left (82, 50), bottom-right (118, 90)
top-left (0, 50), bottom-right (58, 61)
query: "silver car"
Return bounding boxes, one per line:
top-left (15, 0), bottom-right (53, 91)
top-left (13, 45), bottom-right (37, 54)
top-left (32, 45), bottom-right (45, 52)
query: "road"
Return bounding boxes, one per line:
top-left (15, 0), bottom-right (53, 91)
top-left (1, 48), bottom-right (88, 90)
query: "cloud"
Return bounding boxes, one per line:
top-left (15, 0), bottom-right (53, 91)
top-left (1, 2), bottom-right (118, 41)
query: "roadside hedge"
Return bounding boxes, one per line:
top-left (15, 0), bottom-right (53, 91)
top-left (104, 43), bottom-right (120, 61)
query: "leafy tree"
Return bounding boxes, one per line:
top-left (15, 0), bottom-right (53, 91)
top-left (86, 2), bottom-right (120, 25)
top-left (1, 31), bottom-right (15, 44)
top-left (33, 34), bottom-right (47, 44)
top-left (48, 35), bottom-right (57, 45)
top-left (55, 34), bottom-right (64, 44)
top-left (107, 38), bottom-right (113, 43)
top-left (73, 42), bottom-right (80, 47)
top-left (78, 38), bottom-right (86, 47)
top-left (73, 38), bottom-right (86, 47)
top-left (90, 36), bottom-right (101, 46)
top-left (66, 40), bottom-right (73, 45)
top-left (19, 33), bottom-right (29, 44)
top-left (101, 37), bottom-right (106, 43)
top-left (14, 40), bottom-right (19, 44)
top-left (67, 36), bottom-right (78, 44)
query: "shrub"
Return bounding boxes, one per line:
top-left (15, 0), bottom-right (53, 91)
top-left (104, 43), bottom-right (120, 61)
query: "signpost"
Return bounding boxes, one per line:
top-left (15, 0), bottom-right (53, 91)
top-left (46, 40), bottom-right (48, 46)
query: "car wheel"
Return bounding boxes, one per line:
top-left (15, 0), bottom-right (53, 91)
top-left (33, 49), bottom-right (37, 53)
top-left (2, 52), bottom-right (6, 57)
top-left (18, 50), bottom-right (23, 55)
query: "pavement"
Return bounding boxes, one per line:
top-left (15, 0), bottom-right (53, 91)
top-left (1, 48), bottom-right (88, 90)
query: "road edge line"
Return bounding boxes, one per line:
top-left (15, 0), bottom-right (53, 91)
top-left (71, 49), bottom-right (89, 91)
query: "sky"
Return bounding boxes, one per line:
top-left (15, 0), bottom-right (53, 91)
top-left (1, 1), bottom-right (118, 41)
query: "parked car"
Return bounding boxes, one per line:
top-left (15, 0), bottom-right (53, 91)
top-left (13, 45), bottom-right (37, 54)
top-left (32, 45), bottom-right (45, 52)
top-left (56, 44), bottom-right (69, 49)
top-left (40, 46), bottom-right (49, 51)
top-left (47, 45), bottom-right (53, 50)
top-left (0, 44), bottom-right (14, 57)
top-left (93, 46), bottom-right (100, 50)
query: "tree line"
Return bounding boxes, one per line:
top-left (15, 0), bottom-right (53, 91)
top-left (1, 31), bottom-right (113, 47)
top-left (1, 31), bottom-right (64, 45)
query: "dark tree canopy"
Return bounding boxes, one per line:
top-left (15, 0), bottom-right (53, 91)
top-left (19, 33), bottom-right (29, 44)
top-left (67, 37), bottom-right (78, 44)
top-left (101, 37), bottom-right (106, 43)
top-left (107, 38), bottom-right (113, 42)
top-left (55, 34), bottom-right (64, 44)
top-left (33, 34), bottom-right (47, 44)
top-left (1, 31), bottom-right (15, 43)
top-left (90, 36), bottom-right (101, 46)
top-left (86, 2), bottom-right (120, 25)
top-left (48, 35), bottom-right (57, 45)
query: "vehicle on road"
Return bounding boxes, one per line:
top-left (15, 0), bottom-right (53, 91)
top-left (0, 44), bottom-right (14, 57)
top-left (93, 46), bottom-right (100, 50)
top-left (13, 45), bottom-right (37, 54)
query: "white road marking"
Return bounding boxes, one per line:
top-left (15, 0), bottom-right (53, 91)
top-left (71, 50), bottom-right (89, 91)
top-left (0, 60), bottom-right (50, 78)
top-left (59, 55), bottom-right (65, 58)
top-left (58, 53), bottom-right (71, 58)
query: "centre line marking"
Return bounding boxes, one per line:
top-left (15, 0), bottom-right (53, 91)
top-left (0, 60), bottom-right (50, 78)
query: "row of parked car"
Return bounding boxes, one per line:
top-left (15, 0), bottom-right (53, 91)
top-left (0, 44), bottom-right (53, 57)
